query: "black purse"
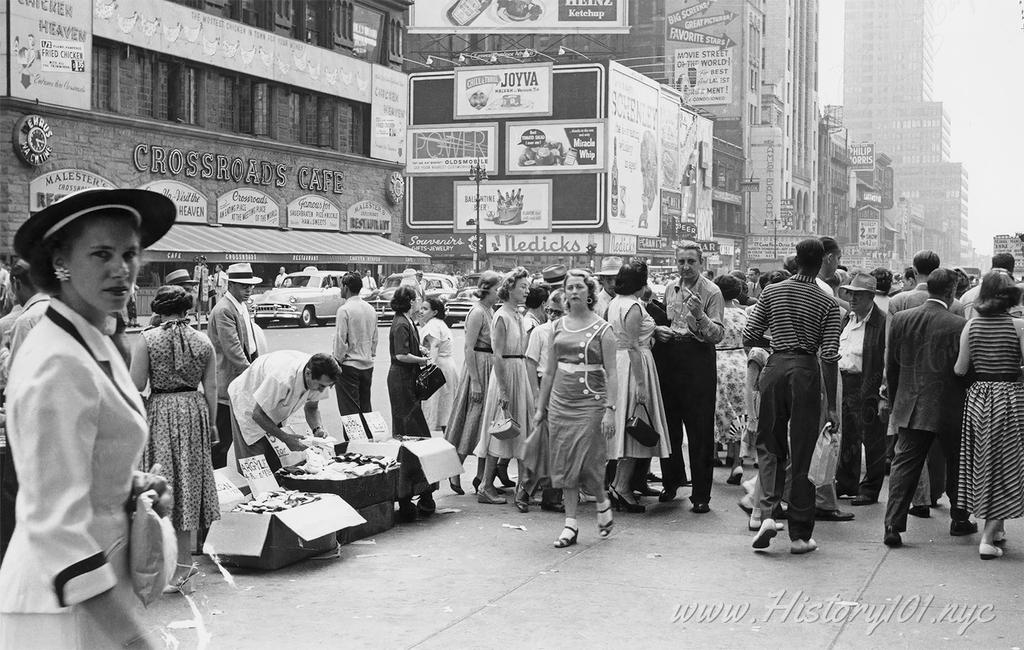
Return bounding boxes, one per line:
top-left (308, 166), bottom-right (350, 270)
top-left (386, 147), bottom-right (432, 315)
top-left (415, 364), bottom-right (446, 401)
top-left (625, 403), bottom-right (659, 447)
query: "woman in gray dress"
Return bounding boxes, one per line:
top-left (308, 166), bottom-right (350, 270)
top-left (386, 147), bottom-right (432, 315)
top-left (533, 270), bottom-right (618, 547)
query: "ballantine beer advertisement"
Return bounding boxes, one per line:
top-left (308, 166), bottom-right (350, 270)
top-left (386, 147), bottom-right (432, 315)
top-left (453, 179), bottom-right (552, 231)
top-left (410, 0), bottom-right (628, 34)
top-left (505, 119), bottom-right (606, 174)
top-left (454, 63), bottom-right (553, 119)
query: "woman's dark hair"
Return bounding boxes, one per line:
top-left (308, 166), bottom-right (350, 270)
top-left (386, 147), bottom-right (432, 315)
top-left (390, 285), bottom-right (418, 315)
top-left (767, 270), bottom-right (791, 285)
top-left (974, 270), bottom-right (1023, 316)
top-left (713, 274), bottom-right (742, 301)
top-left (306, 353), bottom-right (343, 383)
top-left (614, 260), bottom-right (648, 295)
top-left (498, 267), bottom-right (530, 301)
top-left (640, 285), bottom-right (653, 302)
top-left (424, 296), bottom-right (446, 321)
top-left (870, 267), bottom-right (893, 293)
top-left (150, 285), bottom-right (193, 316)
top-left (525, 285), bottom-right (549, 309)
top-left (563, 269), bottom-right (598, 311)
top-left (474, 270), bottom-right (502, 300)
top-left (28, 211), bottom-right (140, 294)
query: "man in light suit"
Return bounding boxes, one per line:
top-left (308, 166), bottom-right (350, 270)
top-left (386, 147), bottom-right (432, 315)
top-left (882, 268), bottom-right (977, 547)
top-left (207, 262), bottom-right (262, 469)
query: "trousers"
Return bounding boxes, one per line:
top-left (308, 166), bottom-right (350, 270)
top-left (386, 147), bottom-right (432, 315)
top-left (884, 426), bottom-right (969, 532)
top-left (835, 372), bottom-right (887, 499)
top-left (335, 365), bottom-right (373, 417)
top-left (660, 338), bottom-right (717, 503)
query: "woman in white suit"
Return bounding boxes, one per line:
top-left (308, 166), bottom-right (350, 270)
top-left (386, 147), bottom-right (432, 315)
top-left (0, 189), bottom-right (176, 649)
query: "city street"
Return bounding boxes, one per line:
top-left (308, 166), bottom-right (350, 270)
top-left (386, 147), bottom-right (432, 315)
top-left (138, 324), bottom-right (1024, 649)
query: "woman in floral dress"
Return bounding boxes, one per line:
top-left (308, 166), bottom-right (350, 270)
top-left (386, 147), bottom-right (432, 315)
top-left (712, 274), bottom-right (748, 485)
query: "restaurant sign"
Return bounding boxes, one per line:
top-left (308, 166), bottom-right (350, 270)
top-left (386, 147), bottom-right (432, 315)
top-left (346, 200), bottom-right (393, 234)
top-left (30, 168), bottom-right (115, 213)
top-left (140, 180), bottom-right (208, 224)
top-left (217, 189), bottom-right (280, 227)
top-left (287, 195), bottom-right (341, 230)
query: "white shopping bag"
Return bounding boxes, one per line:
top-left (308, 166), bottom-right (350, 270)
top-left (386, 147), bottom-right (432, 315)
top-left (807, 423), bottom-right (840, 488)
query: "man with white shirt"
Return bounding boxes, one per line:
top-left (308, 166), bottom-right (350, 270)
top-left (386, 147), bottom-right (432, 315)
top-left (333, 272), bottom-right (378, 416)
top-left (208, 262), bottom-right (262, 469)
top-left (229, 351), bottom-right (341, 472)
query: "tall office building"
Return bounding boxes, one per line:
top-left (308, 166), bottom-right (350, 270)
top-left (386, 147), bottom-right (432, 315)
top-left (843, 0), bottom-right (968, 263)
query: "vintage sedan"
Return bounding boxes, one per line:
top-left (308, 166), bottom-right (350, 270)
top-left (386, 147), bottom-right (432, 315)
top-left (252, 268), bottom-right (348, 327)
top-left (366, 272), bottom-right (459, 323)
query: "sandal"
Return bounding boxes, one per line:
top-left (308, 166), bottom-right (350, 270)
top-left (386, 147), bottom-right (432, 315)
top-left (163, 563), bottom-right (199, 595)
top-left (597, 503), bottom-right (614, 538)
top-left (554, 525), bottom-right (578, 548)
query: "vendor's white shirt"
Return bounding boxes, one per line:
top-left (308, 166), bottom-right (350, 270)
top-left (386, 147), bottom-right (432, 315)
top-left (526, 320), bottom-right (555, 380)
top-left (224, 290), bottom-right (258, 356)
top-left (228, 350), bottom-right (329, 445)
top-left (838, 313), bottom-right (867, 374)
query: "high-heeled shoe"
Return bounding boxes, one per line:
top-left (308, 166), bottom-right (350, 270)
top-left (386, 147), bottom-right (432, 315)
top-left (514, 487), bottom-right (530, 513)
top-left (496, 463), bottom-right (515, 488)
top-left (163, 563), bottom-right (199, 595)
top-left (597, 503), bottom-right (614, 538)
top-left (554, 525), bottom-right (578, 548)
top-left (608, 486), bottom-right (646, 513)
top-left (477, 489), bottom-right (507, 505)
top-left (472, 477), bottom-right (481, 494)
top-left (449, 477), bottom-right (465, 496)
top-left (726, 466), bottom-right (743, 486)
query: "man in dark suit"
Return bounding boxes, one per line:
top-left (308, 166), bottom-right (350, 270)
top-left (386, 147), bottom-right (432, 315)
top-left (882, 268), bottom-right (977, 547)
top-left (207, 262), bottom-right (262, 469)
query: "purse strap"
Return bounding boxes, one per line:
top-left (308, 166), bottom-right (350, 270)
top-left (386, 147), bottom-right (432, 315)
top-left (630, 401), bottom-right (652, 422)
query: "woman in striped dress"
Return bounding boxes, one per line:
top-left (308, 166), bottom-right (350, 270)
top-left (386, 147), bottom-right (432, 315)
top-left (954, 270), bottom-right (1024, 560)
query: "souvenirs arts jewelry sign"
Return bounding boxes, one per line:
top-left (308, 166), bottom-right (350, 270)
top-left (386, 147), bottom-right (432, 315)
top-left (406, 123), bottom-right (499, 176)
top-left (453, 63), bottom-right (553, 120)
top-left (453, 180), bottom-right (552, 232)
top-left (505, 119), bottom-right (606, 175)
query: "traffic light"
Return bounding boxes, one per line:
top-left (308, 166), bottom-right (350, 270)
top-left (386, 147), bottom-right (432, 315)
top-left (586, 243), bottom-right (597, 256)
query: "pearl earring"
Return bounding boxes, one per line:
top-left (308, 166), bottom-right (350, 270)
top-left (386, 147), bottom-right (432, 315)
top-left (54, 266), bottom-right (71, 282)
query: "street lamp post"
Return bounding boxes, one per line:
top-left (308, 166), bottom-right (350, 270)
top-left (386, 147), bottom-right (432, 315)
top-left (738, 175), bottom-right (760, 270)
top-left (468, 159), bottom-right (488, 273)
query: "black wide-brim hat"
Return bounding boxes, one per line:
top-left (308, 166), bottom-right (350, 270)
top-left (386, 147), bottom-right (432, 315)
top-left (14, 188), bottom-right (176, 259)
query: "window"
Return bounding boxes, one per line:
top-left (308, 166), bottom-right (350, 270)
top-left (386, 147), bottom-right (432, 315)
top-left (227, 0), bottom-right (267, 27)
top-left (164, 61), bottom-right (199, 125)
top-left (352, 4), bottom-right (384, 62)
top-left (91, 43), bottom-right (114, 111)
top-left (294, 0), bottom-right (329, 46)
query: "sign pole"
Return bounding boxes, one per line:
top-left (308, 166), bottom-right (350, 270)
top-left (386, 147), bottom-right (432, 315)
top-left (468, 159), bottom-right (488, 273)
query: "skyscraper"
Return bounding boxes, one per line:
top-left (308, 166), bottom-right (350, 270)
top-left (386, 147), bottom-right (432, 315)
top-left (843, 0), bottom-right (968, 263)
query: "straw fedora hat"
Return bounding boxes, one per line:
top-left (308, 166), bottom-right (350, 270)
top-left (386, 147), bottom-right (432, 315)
top-left (595, 256), bottom-right (624, 277)
top-left (225, 262), bottom-right (262, 285)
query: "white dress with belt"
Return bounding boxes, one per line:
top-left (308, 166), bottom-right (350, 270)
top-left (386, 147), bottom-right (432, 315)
top-left (0, 299), bottom-right (149, 648)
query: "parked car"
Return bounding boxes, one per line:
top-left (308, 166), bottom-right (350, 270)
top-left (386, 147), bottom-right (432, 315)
top-left (366, 272), bottom-right (459, 323)
top-left (251, 267), bottom-right (348, 327)
top-left (443, 287), bottom-right (507, 327)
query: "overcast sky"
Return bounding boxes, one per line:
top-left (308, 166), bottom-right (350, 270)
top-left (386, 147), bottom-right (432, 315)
top-left (818, 0), bottom-right (1021, 255)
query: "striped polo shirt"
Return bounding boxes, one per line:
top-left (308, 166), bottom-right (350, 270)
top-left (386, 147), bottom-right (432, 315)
top-left (743, 274), bottom-right (842, 363)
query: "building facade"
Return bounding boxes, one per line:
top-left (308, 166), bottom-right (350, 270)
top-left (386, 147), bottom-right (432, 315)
top-left (817, 107), bottom-right (851, 244)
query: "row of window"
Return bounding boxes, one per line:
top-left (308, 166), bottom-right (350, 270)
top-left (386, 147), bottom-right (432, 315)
top-left (91, 41), bottom-right (367, 154)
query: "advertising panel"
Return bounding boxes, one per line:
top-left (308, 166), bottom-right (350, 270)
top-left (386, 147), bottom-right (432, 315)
top-left (409, 0), bottom-right (629, 34)
top-left (406, 123), bottom-right (499, 176)
top-left (405, 233), bottom-right (484, 259)
top-left (664, 0), bottom-right (740, 108)
top-left (287, 195), bottom-right (341, 230)
top-left (849, 143), bottom-right (875, 171)
top-left (607, 62), bottom-right (661, 237)
top-left (505, 119), bottom-right (606, 174)
top-left (31, 169), bottom-right (115, 213)
top-left (747, 129), bottom-right (784, 237)
top-left (370, 65), bottom-right (409, 164)
top-left (346, 200), bottom-right (393, 234)
top-left (858, 218), bottom-right (880, 250)
top-left (140, 180), bottom-right (208, 225)
top-left (9, 0), bottom-right (91, 109)
top-left (673, 47), bottom-right (734, 106)
top-left (453, 63), bottom-right (553, 120)
top-left (993, 235), bottom-right (1024, 258)
top-left (93, 0), bottom-right (371, 103)
top-left (454, 180), bottom-right (552, 232)
top-left (216, 189), bottom-right (280, 227)
top-left (659, 88), bottom-right (684, 200)
top-left (746, 235), bottom-right (803, 260)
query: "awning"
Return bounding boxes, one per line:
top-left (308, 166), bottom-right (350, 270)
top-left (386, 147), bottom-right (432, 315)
top-left (146, 224), bottom-right (430, 266)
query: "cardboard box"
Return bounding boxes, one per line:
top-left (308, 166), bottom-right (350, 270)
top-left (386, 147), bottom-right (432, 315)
top-left (346, 438), bottom-right (462, 499)
top-left (203, 494), bottom-right (365, 570)
top-left (277, 467), bottom-right (399, 510)
top-left (336, 501), bottom-right (395, 546)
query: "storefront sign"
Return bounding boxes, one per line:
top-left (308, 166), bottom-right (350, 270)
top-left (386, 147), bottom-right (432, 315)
top-left (749, 134), bottom-right (783, 237)
top-left (133, 143), bottom-right (288, 188)
top-left (410, 0), bottom-right (628, 34)
top-left (488, 233), bottom-right (596, 256)
top-left (994, 234), bottom-right (1024, 258)
top-left (638, 236), bottom-right (669, 252)
top-left (287, 195), bottom-right (341, 230)
top-left (712, 188), bottom-right (742, 205)
top-left (217, 189), bottom-right (280, 228)
top-left (140, 180), bottom-right (208, 224)
top-left (406, 124), bottom-right (499, 176)
top-left (697, 240), bottom-right (720, 255)
top-left (454, 180), bottom-right (552, 232)
top-left (604, 234), bottom-right (637, 256)
top-left (9, 0), bottom-right (91, 109)
top-left (858, 218), bottom-right (880, 250)
top-left (370, 64), bottom-right (408, 164)
top-left (608, 62), bottom-right (661, 238)
top-left (13, 115), bottom-right (54, 167)
top-left (673, 47), bottom-right (734, 106)
top-left (505, 119), bottom-right (605, 174)
top-left (849, 143), bottom-right (875, 171)
top-left (30, 168), bottom-right (115, 212)
top-left (346, 200), bottom-right (392, 234)
top-left (780, 198), bottom-right (795, 229)
top-left (404, 233), bottom-right (483, 259)
top-left (93, 0), bottom-right (371, 103)
top-left (453, 63), bottom-right (553, 120)
top-left (660, 189), bottom-right (682, 242)
top-left (861, 191), bottom-right (882, 205)
top-left (746, 235), bottom-right (802, 260)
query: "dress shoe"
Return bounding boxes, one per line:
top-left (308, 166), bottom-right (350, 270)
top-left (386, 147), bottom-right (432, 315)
top-left (979, 543), bottom-right (1003, 560)
top-left (883, 527), bottom-right (902, 548)
top-left (908, 505), bottom-right (930, 518)
top-left (610, 486), bottom-right (646, 513)
top-left (633, 484), bottom-right (661, 498)
top-left (950, 520), bottom-right (978, 537)
top-left (749, 514), bottom-right (785, 532)
top-left (690, 502), bottom-right (710, 514)
top-left (397, 500), bottom-right (418, 522)
top-left (540, 501), bottom-right (565, 513)
top-left (647, 472), bottom-right (662, 483)
top-left (417, 494), bottom-right (436, 516)
top-left (751, 518), bottom-right (778, 550)
top-left (726, 467), bottom-right (743, 485)
top-left (477, 490), bottom-right (507, 505)
top-left (658, 486), bottom-right (679, 503)
top-left (790, 538), bottom-right (818, 555)
top-left (851, 495), bottom-right (878, 506)
top-left (815, 508), bottom-right (854, 522)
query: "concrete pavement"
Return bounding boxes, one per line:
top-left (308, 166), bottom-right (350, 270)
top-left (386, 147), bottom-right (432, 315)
top-left (139, 324), bottom-right (1024, 648)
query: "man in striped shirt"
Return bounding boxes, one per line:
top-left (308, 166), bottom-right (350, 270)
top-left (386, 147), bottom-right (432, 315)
top-left (743, 239), bottom-right (842, 554)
